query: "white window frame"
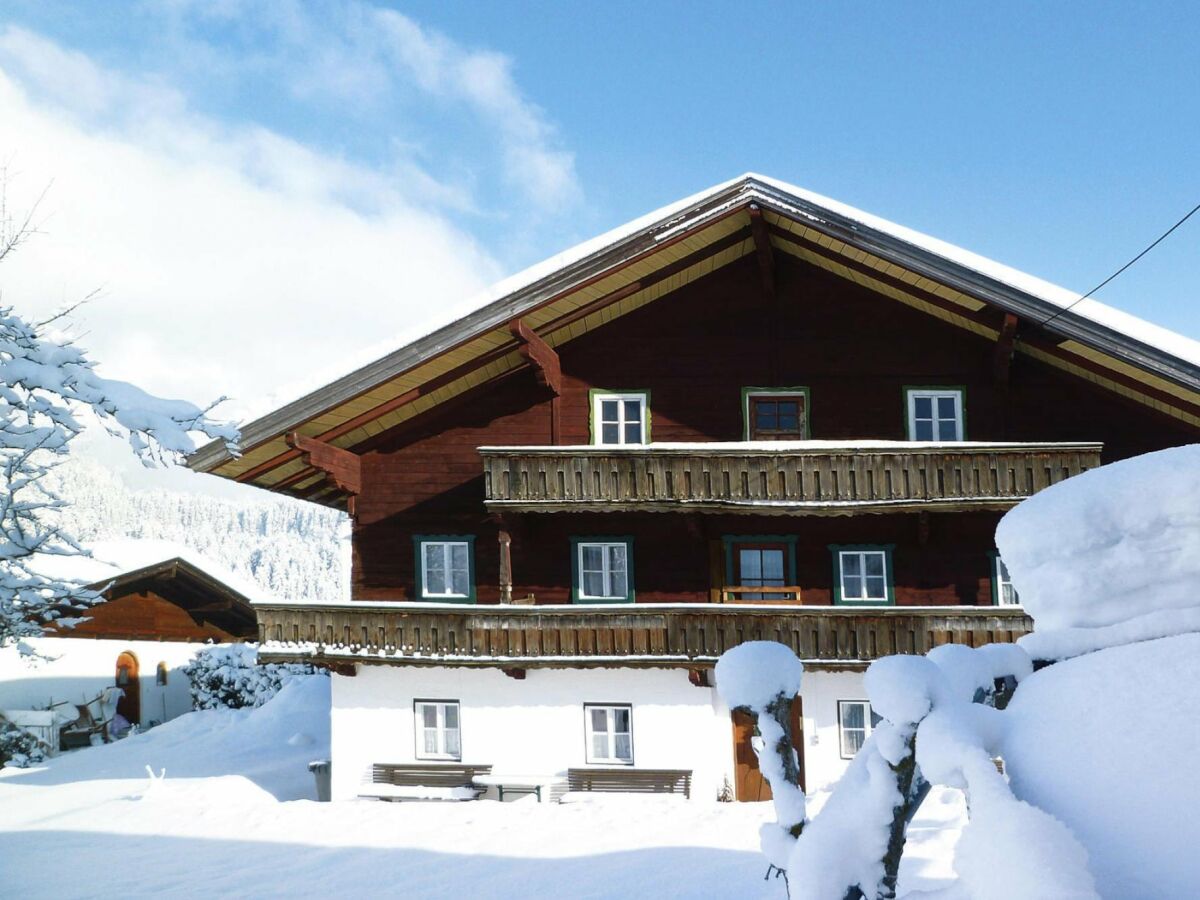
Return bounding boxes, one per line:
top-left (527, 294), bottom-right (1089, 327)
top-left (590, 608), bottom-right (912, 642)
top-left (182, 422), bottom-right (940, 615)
top-left (418, 540), bottom-right (471, 599)
top-left (837, 549), bottom-right (890, 604)
top-left (906, 388), bottom-right (964, 442)
top-left (591, 391), bottom-right (649, 446)
top-left (576, 540), bottom-right (631, 601)
top-left (993, 555), bottom-right (1020, 606)
top-left (838, 700), bottom-right (875, 759)
top-left (584, 703), bottom-right (634, 765)
top-left (414, 700), bottom-right (461, 761)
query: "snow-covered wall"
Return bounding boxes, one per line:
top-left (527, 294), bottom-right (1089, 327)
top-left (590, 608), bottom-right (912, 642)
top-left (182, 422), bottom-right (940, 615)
top-left (330, 664), bottom-right (867, 801)
top-left (0, 637), bottom-right (204, 725)
top-left (799, 670), bottom-right (868, 793)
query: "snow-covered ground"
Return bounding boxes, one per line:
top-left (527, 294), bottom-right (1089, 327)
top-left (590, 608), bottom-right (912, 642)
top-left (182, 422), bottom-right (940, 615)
top-left (0, 676), bottom-right (964, 899)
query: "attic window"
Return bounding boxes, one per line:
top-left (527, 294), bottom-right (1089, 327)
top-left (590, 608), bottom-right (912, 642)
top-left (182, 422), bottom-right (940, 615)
top-left (591, 391), bottom-right (649, 445)
top-left (905, 388), bottom-right (964, 441)
top-left (743, 388), bottom-right (809, 440)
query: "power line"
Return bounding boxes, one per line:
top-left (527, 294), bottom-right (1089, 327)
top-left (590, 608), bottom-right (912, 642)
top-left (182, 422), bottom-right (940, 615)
top-left (1041, 199), bottom-right (1200, 328)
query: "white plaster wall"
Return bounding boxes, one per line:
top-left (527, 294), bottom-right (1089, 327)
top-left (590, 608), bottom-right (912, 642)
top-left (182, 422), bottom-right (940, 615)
top-left (330, 664), bottom-right (877, 802)
top-left (799, 669), bottom-right (870, 793)
top-left (0, 637), bottom-right (204, 727)
top-left (331, 666), bottom-right (738, 802)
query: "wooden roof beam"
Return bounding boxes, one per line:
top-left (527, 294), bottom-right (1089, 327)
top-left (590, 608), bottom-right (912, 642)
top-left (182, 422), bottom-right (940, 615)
top-left (286, 433), bottom-right (361, 515)
top-left (994, 313), bottom-right (1019, 385)
top-left (509, 319), bottom-right (562, 394)
top-left (236, 223), bottom-right (757, 486)
top-left (748, 203), bottom-right (777, 301)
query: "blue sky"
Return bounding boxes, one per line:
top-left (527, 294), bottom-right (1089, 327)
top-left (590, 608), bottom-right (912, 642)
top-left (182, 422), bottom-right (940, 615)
top-left (0, 1), bottom-right (1196, 412)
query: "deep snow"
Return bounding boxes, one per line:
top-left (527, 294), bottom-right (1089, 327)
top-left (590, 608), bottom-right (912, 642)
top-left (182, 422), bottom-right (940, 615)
top-left (1004, 633), bottom-right (1200, 899)
top-left (0, 675), bottom-right (965, 900)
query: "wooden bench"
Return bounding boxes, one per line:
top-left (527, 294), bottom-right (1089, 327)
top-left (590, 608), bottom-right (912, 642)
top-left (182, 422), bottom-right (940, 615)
top-left (567, 767), bottom-right (692, 799)
top-left (361, 763), bottom-right (493, 801)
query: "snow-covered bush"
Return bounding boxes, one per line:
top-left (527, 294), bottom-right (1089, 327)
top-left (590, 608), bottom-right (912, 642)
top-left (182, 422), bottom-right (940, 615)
top-left (0, 720), bottom-right (48, 768)
top-left (183, 644), bottom-right (324, 710)
top-left (714, 641), bottom-right (806, 869)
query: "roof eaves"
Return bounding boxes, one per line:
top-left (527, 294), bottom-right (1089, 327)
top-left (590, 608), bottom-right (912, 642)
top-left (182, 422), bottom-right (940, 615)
top-left (188, 175), bottom-right (1200, 474)
top-left (188, 177), bottom-right (764, 472)
top-left (745, 178), bottom-right (1200, 392)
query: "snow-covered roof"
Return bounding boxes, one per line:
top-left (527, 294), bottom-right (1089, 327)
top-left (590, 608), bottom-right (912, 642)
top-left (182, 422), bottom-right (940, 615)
top-left (37, 539), bottom-right (273, 606)
top-left (189, 174), bottom-right (1200, 485)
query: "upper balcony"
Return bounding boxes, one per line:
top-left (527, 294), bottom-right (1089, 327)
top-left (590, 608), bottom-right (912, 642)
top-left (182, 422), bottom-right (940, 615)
top-left (480, 441), bottom-right (1102, 515)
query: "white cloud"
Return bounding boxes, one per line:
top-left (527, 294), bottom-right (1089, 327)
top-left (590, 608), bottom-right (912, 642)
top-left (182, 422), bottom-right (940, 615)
top-left (0, 25), bottom-right (505, 421)
top-left (150, 1), bottom-right (582, 215)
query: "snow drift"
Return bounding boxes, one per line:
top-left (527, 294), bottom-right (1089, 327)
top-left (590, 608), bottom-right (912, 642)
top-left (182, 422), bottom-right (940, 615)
top-left (996, 444), bottom-right (1200, 632)
top-left (1003, 633), bottom-right (1200, 899)
top-left (3, 674), bottom-right (330, 800)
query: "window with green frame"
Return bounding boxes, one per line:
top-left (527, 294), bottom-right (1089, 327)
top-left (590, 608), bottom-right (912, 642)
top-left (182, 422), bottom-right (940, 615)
top-left (570, 536), bottom-right (635, 603)
top-left (829, 544), bottom-right (895, 605)
top-left (413, 535), bottom-right (477, 603)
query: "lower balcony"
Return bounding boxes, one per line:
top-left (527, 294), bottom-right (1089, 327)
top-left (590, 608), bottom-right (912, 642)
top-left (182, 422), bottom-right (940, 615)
top-left (256, 602), bottom-right (1033, 670)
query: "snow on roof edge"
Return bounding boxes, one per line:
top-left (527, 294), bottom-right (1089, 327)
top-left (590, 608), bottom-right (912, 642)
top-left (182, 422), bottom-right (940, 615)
top-left (36, 539), bottom-right (275, 606)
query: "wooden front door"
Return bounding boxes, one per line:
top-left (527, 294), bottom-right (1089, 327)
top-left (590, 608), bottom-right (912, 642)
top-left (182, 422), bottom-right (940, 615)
top-left (731, 696), bottom-right (805, 801)
top-left (115, 651), bottom-right (140, 726)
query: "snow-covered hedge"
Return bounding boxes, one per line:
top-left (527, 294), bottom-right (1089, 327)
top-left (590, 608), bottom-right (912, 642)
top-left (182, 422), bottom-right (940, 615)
top-left (183, 644), bottom-right (324, 710)
top-left (0, 720), bottom-right (48, 768)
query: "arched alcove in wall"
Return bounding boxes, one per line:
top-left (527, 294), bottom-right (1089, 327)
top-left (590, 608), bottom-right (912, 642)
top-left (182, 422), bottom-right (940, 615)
top-left (115, 651), bottom-right (140, 726)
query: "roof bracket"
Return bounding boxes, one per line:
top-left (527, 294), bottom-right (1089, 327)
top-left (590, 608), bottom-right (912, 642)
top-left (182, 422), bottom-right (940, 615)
top-left (285, 432), bottom-right (362, 497)
top-left (748, 203), bottom-right (777, 301)
top-left (994, 313), bottom-right (1020, 385)
top-left (509, 319), bottom-right (562, 395)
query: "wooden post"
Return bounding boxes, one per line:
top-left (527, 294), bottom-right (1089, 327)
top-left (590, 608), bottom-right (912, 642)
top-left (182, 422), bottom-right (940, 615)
top-left (498, 528), bottom-right (513, 604)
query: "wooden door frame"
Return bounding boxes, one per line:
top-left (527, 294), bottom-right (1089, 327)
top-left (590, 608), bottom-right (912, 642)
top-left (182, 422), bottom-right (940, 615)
top-left (731, 695), bottom-right (805, 801)
top-left (115, 650), bottom-right (140, 726)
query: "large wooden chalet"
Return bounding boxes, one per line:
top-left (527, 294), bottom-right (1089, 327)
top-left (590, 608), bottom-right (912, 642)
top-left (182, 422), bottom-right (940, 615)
top-left (190, 175), bottom-right (1200, 801)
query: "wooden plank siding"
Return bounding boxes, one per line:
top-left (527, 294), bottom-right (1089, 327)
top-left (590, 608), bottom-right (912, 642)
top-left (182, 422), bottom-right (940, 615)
top-left (479, 443), bottom-right (1100, 514)
top-left (255, 603), bottom-right (1033, 669)
top-left (346, 254), bottom-right (1198, 604)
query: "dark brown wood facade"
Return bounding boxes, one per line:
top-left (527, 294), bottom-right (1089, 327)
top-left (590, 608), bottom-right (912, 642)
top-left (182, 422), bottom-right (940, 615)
top-left (344, 254), bottom-right (1197, 606)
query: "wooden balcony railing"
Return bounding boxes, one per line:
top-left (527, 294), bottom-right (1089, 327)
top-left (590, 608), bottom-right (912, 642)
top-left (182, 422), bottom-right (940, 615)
top-left (719, 586), bottom-right (802, 604)
top-left (255, 602), bottom-right (1033, 669)
top-left (479, 441), bottom-right (1101, 514)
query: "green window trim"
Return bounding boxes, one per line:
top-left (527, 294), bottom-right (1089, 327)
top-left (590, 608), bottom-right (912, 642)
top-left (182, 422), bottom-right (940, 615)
top-left (413, 535), bottom-right (477, 603)
top-left (570, 535), bottom-right (636, 604)
top-left (741, 386), bottom-right (811, 440)
top-left (721, 535), bottom-right (799, 586)
top-left (588, 388), bottom-right (652, 445)
top-left (829, 543), bottom-right (896, 606)
top-left (902, 385), bottom-right (967, 441)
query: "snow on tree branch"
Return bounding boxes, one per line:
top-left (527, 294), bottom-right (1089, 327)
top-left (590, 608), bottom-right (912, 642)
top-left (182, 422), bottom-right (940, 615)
top-left (0, 306), bottom-right (240, 644)
top-left (715, 641), bottom-right (806, 870)
top-left (0, 187), bottom-right (240, 645)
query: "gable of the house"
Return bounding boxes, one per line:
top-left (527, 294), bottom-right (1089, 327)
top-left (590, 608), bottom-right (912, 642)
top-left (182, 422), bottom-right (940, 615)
top-left (188, 175), bottom-right (1200, 514)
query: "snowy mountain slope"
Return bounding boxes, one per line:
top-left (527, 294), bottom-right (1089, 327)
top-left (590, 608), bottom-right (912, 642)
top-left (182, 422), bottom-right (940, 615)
top-left (44, 453), bottom-right (348, 604)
